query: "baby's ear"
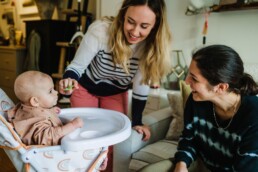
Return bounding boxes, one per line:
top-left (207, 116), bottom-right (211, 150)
top-left (30, 97), bottom-right (39, 107)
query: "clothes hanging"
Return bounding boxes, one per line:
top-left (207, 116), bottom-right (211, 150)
top-left (23, 30), bottom-right (41, 71)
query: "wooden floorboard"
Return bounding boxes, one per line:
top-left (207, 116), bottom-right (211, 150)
top-left (0, 149), bottom-right (17, 172)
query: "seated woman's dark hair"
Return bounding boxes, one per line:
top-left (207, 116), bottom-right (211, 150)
top-left (192, 44), bottom-right (258, 95)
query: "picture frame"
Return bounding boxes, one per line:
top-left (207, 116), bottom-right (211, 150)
top-left (3, 7), bottom-right (17, 26)
top-left (0, 0), bottom-right (9, 5)
top-left (17, 0), bottom-right (38, 16)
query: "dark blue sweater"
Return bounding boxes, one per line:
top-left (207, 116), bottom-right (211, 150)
top-left (175, 94), bottom-right (258, 172)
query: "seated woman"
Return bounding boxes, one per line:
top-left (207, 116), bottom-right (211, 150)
top-left (140, 45), bottom-right (258, 172)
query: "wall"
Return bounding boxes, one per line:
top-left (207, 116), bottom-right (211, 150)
top-left (95, 0), bottom-right (122, 19)
top-left (165, 0), bottom-right (197, 65)
top-left (167, 0), bottom-right (258, 64)
top-left (196, 10), bottom-right (258, 63)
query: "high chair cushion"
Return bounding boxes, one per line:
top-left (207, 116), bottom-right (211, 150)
top-left (0, 88), bottom-right (24, 171)
top-left (0, 89), bottom-right (23, 148)
top-left (0, 88), bottom-right (14, 115)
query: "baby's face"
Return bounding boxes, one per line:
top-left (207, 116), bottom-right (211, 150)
top-left (36, 77), bottom-right (58, 108)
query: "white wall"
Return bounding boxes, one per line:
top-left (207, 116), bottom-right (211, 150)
top-left (167, 0), bottom-right (258, 64)
top-left (95, 0), bottom-right (122, 19)
top-left (196, 10), bottom-right (258, 63)
top-left (165, 0), bottom-right (197, 65)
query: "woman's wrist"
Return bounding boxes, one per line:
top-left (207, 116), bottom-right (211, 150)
top-left (176, 161), bottom-right (187, 168)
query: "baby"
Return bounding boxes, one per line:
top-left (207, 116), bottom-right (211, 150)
top-left (7, 71), bottom-right (83, 146)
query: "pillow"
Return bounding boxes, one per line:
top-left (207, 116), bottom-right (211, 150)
top-left (179, 80), bottom-right (191, 108)
top-left (165, 80), bottom-right (191, 141)
top-left (165, 92), bottom-right (184, 140)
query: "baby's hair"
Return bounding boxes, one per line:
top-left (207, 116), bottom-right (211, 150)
top-left (14, 71), bottom-right (51, 103)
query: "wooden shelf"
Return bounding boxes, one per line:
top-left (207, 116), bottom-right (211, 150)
top-left (212, 2), bottom-right (258, 12)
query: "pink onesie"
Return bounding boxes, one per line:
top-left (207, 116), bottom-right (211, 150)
top-left (7, 104), bottom-right (76, 146)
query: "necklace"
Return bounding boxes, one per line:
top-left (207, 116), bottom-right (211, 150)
top-left (212, 95), bottom-right (241, 130)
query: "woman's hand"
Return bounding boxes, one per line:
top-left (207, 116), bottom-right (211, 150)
top-left (59, 78), bottom-right (79, 95)
top-left (133, 124), bottom-right (151, 141)
top-left (173, 161), bottom-right (188, 172)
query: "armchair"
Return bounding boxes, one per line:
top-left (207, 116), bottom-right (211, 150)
top-left (113, 107), bottom-right (173, 172)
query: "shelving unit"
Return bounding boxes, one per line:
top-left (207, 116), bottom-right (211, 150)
top-left (212, 2), bottom-right (258, 12)
top-left (25, 20), bottom-right (76, 75)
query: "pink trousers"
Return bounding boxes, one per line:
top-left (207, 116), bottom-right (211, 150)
top-left (70, 84), bottom-right (128, 114)
top-left (70, 84), bottom-right (128, 172)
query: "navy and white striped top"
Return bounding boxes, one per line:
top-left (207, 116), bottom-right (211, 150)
top-left (64, 20), bottom-right (150, 126)
top-left (174, 94), bottom-right (258, 171)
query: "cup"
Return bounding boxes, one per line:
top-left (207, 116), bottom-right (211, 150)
top-left (15, 30), bottom-right (23, 45)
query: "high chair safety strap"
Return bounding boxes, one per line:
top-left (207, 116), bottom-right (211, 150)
top-left (0, 144), bottom-right (23, 150)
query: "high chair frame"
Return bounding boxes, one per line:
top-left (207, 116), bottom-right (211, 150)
top-left (0, 88), bottom-right (107, 172)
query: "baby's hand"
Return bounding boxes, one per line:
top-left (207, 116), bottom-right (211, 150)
top-left (71, 117), bottom-right (84, 128)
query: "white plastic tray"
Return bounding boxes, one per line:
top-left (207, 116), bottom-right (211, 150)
top-left (60, 108), bottom-right (131, 151)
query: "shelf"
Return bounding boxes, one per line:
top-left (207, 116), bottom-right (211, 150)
top-left (212, 2), bottom-right (258, 12)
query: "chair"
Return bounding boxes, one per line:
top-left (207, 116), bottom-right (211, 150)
top-left (51, 42), bottom-right (73, 84)
top-left (51, 42), bottom-right (76, 105)
top-left (0, 88), bottom-right (108, 172)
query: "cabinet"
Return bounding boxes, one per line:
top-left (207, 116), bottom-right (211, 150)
top-left (0, 46), bottom-right (26, 103)
top-left (143, 88), bottom-right (179, 115)
top-left (25, 20), bottom-right (76, 75)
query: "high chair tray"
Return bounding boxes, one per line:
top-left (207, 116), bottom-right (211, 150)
top-left (60, 108), bottom-right (131, 151)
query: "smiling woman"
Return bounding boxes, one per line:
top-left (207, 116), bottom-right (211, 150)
top-left (58, 0), bottom-right (172, 171)
top-left (123, 5), bottom-right (156, 45)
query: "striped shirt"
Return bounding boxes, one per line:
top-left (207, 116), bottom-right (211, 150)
top-left (64, 20), bottom-right (150, 126)
top-left (174, 94), bottom-right (258, 171)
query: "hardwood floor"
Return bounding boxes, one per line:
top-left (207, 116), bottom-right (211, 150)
top-left (0, 149), bottom-right (16, 172)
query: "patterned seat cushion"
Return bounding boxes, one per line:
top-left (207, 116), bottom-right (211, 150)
top-left (129, 140), bottom-right (178, 171)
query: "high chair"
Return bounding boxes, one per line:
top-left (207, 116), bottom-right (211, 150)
top-left (0, 88), bottom-right (131, 172)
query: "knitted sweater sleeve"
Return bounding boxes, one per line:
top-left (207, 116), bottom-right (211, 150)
top-left (131, 69), bottom-right (149, 126)
top-left (174, 94), bottom-right (197, 167)
top-left (63, 20), bottom-right (107, 80)
top-left (233, 106), bottom-right (258, 171)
